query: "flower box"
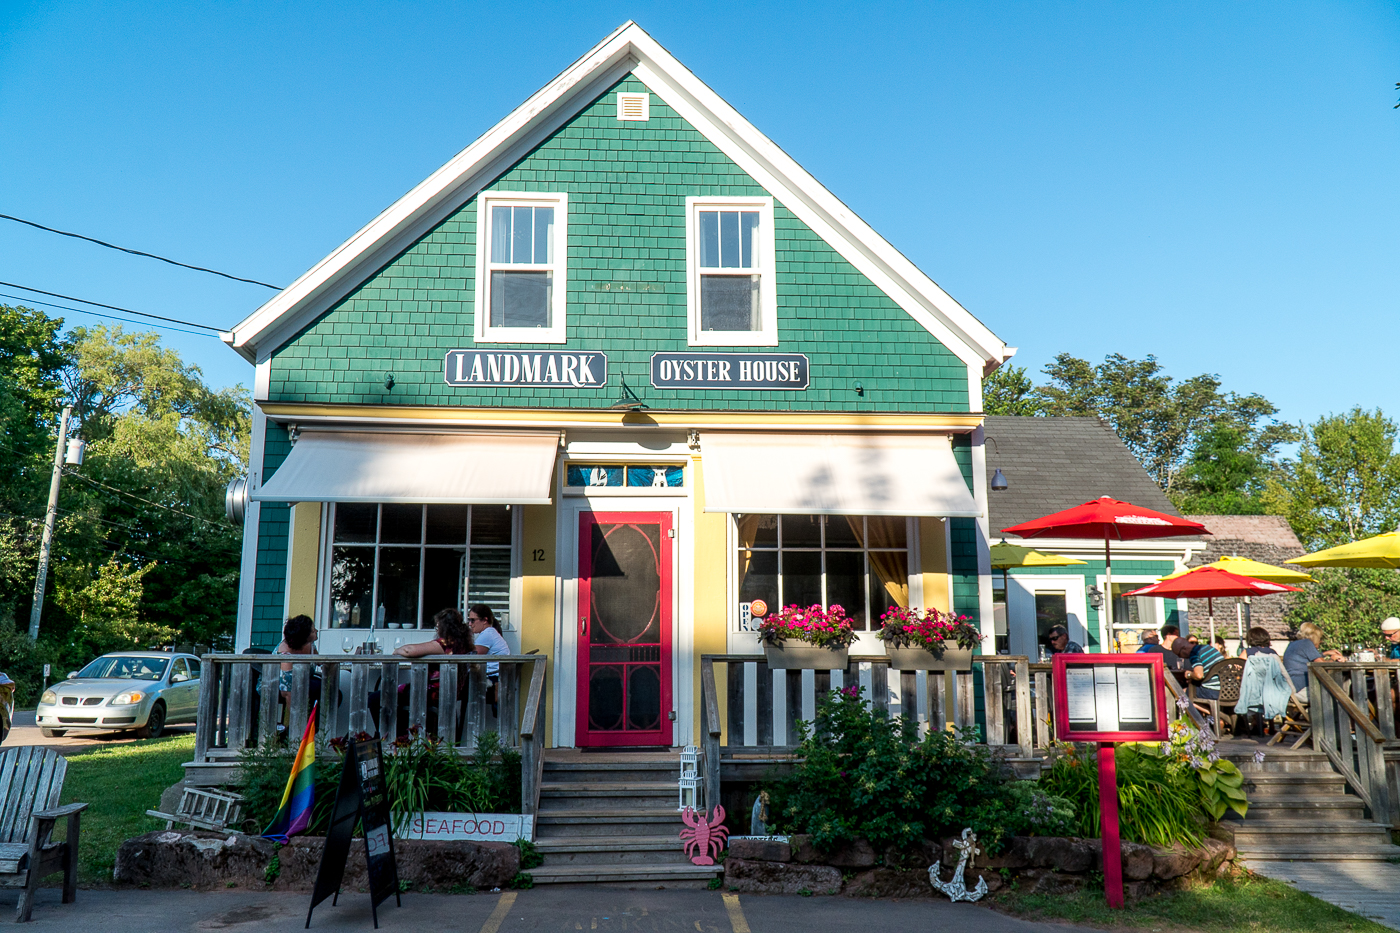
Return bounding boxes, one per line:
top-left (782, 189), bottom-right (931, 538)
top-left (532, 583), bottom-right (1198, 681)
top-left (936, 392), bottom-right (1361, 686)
top-left (886, 643), bottom-right (973, 671)
top-left (764, 643), bottom-right (850, 671)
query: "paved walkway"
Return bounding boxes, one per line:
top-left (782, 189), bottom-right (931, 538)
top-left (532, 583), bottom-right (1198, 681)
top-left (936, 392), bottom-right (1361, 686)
top-left (1, 886), bottom-right (1104, 932)
top-left (1249, 860), bottom-right (1400, 931)
top-left (3, 709), bottom-right (194, 754)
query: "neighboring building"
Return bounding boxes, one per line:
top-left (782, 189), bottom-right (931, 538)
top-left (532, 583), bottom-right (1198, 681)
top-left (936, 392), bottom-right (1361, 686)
top-left (223, 23), bottom-right (1015, 748)
top-left (984, 416), bottom-right (1203, 655)
top-left (1182, 514), bottom-right (1306, 640)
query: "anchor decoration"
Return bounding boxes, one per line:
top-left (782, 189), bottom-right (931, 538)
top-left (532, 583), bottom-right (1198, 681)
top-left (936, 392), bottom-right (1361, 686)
top-left (679, 805), bottom-right (729, 865)
top-left (929, 828), bottom-right (988, 902)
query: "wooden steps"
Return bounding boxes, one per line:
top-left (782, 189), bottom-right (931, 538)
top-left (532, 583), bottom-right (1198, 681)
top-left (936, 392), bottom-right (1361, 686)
top-left (1220, 742), bottom-right (1399, 862)
top-left (530, 750), bottom-right (720, 884)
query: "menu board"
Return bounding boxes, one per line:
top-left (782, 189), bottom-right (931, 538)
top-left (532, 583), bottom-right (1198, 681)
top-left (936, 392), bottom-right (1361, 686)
top-left (307, 738), bottom-right (401, 929)
top-left (1054, 654), bottom-right (1167, 742)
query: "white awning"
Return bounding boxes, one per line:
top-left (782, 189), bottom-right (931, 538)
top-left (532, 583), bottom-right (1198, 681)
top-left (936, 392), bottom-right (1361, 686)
top-left (252, 431), bottom-right (560, 504)
top-left (699, 432), bottom-right (980, 517)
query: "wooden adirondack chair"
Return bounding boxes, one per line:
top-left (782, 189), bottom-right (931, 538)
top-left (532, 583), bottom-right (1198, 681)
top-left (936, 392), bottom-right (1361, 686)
top-left (0, 747), bottom-right (87, 922)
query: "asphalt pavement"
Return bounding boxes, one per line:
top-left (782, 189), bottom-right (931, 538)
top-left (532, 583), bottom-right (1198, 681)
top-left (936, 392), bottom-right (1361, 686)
top-left (1, 886), bottom-right (1105, 932)
top-left (4, 708), bottom-right (194, 754)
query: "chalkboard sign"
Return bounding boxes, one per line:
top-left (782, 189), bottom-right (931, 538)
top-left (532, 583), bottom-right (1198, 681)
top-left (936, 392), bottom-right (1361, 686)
top-left (1052, 653), bottom-right (1169, 743)
top-left (306, 738), bottom-right (401, 929)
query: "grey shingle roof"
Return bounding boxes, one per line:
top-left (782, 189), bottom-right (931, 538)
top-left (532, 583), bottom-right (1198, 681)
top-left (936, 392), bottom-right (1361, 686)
top-left (984, 416), bottom-right (1184, 533)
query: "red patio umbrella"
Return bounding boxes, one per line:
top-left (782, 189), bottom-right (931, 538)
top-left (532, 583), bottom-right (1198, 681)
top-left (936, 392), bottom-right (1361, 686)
top-left (1001, 497), bottom-right (1209, 638)
top-left (1122, 566), bottom-right (1300, 643)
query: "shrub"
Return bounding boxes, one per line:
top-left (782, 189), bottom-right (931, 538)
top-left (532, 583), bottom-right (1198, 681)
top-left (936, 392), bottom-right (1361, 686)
top-left (1040, 742), bottom-right (1205, 848)
top-left (764, 686), bottom-right (1069, 855)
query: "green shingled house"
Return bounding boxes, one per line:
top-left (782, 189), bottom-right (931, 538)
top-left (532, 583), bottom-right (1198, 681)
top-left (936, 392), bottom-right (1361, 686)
top-left (223, 21), bottom-right (1017, 750)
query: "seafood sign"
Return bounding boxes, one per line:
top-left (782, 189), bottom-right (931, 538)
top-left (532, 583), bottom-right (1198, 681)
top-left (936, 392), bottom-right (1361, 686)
top-left (679, 806), bottom-right (729, 865)
top-left (394, 812), bottom-right (534, 842)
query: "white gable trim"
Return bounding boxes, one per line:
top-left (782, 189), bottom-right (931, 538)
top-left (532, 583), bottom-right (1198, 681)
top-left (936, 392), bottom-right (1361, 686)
top-left (225, 22), bottom-right (1010, 376)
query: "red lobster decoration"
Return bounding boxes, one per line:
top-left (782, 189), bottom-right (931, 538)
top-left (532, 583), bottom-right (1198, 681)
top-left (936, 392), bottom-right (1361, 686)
top-left (679, 806), bottom-right (728, 865)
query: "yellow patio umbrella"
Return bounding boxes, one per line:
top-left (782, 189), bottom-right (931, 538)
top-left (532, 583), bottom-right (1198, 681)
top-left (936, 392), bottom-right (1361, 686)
top-left (1286, 531), bottom-right (1400, 569)
top-left (990, 541), bottom-right (1087, 596)
top-left (1161, 555), bottom-right (1314, 585)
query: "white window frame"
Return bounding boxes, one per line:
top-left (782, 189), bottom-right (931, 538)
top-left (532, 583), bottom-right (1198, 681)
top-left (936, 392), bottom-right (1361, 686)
top-left (474, 191), bottom-right (569, 344)
top-left (685, 196), bottom-right (778, 347)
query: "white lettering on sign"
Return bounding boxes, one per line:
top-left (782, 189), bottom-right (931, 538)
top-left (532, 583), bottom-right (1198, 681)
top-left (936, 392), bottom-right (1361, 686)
top-left (651, 352), bottom-right (809, 390)
top-left (394, 812), bottom-right (535, 843)
top-left (444, 351), bottom-right (608, 388)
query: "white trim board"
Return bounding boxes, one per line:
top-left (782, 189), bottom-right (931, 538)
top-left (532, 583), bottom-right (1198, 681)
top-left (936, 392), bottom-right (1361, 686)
top-left (222, 22), bottom-right (1011, 374)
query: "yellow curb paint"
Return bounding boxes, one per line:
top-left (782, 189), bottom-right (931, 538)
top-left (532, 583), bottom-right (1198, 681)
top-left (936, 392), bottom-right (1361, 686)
top-left (480, 891), bottom-right (518, 933)
top-left (722, 893), bottom-right (751, 933)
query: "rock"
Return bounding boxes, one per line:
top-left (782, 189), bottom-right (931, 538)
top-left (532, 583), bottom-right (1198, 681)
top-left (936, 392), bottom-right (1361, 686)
top-left (1208, 822), bottom-right (1236, 846)
top-left (1016, 868), bottom-right (1089, 896)
top-left (157, 782), bottom-right (186, 818)
top-left (723, 858), bottom-right (843, 896)
top-left (789, 835), bottom-right (820, 864)
top-left (728, 838), bottom-right (791, 862)
top-left (1149, 843), bottom-right (1202, 881)
top-left (844, 868), bottom-right (933, 899)
top-left (962, 836), bottom-right (1097, 873)
top-left (114, 831), bottom-right (275, 888)
top-left (1194, 837), bottom-right (1234, 874)
top-left (980, 837), bottom-right (1031, 870)
top-left (114, 831), bottom-right (519, 892)
top-left (1119, 842), bottom-right (1154, 881)
top-left (826, 837), bottom-right (876, 868)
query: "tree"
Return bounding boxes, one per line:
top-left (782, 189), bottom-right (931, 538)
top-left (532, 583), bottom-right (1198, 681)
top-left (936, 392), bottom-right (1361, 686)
top-left (1283, 568), bottom-right (1400, 652)
top-left (1263, 407), bottom-right (1400, 550)
top-left (1172, 424), bottom-right (1268, 515)
top-left (55, 558), bottom-right (172, 658)
top-left (982, 364), bottom-right (1044, 416)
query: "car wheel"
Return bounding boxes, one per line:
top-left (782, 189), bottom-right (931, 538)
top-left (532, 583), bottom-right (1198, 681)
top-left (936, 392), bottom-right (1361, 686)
top-left (137, 701), bottom-right (167, 739)
top-left (41, 728), bottom-right (67, 738)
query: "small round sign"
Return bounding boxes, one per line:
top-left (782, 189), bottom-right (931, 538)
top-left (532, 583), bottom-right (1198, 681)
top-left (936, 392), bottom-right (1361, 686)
top-left (749, 599), bottom-right (768, 618)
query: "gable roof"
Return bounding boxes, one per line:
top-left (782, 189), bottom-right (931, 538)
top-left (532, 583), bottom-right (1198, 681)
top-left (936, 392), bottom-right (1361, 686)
top-left (223, 21), bottom-right (1011, 373)
top-left (983, 415), bottom-right (1190, 534)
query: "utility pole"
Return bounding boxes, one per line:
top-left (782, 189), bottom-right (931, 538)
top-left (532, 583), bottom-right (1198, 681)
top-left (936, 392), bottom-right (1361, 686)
top-left (29, 405), bottom-right (72, 640)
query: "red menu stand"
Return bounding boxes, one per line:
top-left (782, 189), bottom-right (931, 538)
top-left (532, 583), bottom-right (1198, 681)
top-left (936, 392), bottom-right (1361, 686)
top-left (1052, 653), bottom-right (1168, 909)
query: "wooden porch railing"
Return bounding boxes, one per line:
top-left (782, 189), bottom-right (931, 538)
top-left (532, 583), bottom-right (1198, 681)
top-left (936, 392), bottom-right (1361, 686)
top-left (191, 653), bottom-right (548, 822)
top-left (1310, 661), bottom-right (1394, 827)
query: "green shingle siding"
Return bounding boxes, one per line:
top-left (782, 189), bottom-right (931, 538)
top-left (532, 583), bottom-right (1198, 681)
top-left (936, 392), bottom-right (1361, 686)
top-left (267, 75), bottom-right (969, 412)
top-left (250, 424), bottom-right (293, 649)
top-left (1007, 560), bottom-right (1180, 650)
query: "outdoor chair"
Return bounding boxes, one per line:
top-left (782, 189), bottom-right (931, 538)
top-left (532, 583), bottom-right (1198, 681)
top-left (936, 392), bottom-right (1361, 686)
top-left (1189, 658), bottom-right (1245, 738)
top-left (1266, 655), bottom-right (1313, 750)
top-left (0, 746), bottom-right (87, 922)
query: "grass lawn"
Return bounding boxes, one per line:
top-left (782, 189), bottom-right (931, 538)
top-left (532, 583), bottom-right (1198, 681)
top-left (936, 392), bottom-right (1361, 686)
top-left (58, 735), bottom-right (196, 884)
top-left (995, 874), bottom-right (1391, 933)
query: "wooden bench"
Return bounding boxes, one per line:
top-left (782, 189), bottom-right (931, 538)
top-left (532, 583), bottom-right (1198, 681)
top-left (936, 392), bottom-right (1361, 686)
top-left (0, 747), bottom-right (87, 922)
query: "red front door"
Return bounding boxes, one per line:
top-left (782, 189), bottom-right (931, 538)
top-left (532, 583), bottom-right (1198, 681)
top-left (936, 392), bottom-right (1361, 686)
top-left (576, 512), bottom-right (673, 747)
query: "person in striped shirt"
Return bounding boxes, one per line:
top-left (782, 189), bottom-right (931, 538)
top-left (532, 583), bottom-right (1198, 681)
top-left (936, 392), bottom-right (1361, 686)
top-left (1186, 637), bottom-right (1225, 700)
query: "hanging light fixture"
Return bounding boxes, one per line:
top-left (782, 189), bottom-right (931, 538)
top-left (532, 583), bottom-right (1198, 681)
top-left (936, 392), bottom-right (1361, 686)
top-left (986, 436), bottom-right (1009, 491)
top-left (609, 377), bottom-right (647, 411)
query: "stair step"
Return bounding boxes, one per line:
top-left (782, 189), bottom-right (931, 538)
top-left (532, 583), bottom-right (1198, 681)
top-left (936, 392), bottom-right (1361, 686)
top-left (527, 863), bottom-right (721, 885)
top-left (1234, 821), bottom-right (1391, 835)
top-left (540, 782), bottom-right (678, 796)
top-left (1242, 799), bottom-right (1367, 819)
top-left (1237, 844), bottom-right (1400, 861)
top-left (536, 811), bottom-right (685, 837)
top-left (1243, 774), bottom-right (1348, 794)
top-left (536, 835), bottom-right (684, 853)
top-left (542, 762), bottom-right (682, 784)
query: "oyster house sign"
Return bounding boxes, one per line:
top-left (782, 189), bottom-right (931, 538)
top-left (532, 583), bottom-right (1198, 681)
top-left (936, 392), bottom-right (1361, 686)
top-left (443, 350), bottom-right (811, 390)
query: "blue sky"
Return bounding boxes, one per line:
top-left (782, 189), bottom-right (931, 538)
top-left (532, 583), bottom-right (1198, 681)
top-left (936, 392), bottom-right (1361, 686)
top-left (2, 2), bottom-right (1397, 428)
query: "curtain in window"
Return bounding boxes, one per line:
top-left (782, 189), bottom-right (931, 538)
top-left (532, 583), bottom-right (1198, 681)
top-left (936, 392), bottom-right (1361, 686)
top-left (847, 516), bottom-right (909, 609)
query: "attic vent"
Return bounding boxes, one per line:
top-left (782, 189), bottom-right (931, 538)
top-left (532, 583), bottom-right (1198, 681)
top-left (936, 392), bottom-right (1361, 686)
top-left (616, 92), bottom-right (650, 121)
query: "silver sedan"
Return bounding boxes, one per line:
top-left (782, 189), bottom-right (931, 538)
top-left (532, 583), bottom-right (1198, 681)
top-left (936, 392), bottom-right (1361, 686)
top-left (36, 652), bottom-right (202, 739)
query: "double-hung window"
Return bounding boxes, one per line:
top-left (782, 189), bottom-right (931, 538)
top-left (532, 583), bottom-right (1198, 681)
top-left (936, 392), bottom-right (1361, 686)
top-left (686, 196), bottom-right (777, 346)
top-left (474, 192), bottom-right (568, 343)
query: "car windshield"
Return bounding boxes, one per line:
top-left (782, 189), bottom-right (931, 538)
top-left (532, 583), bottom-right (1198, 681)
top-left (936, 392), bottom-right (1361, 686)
top-left (77, 656), bottom-right (169, 681)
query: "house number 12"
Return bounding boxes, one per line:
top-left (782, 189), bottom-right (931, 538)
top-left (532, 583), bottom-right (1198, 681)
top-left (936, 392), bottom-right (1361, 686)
top-left (532, 549), bottom-right (546, 562)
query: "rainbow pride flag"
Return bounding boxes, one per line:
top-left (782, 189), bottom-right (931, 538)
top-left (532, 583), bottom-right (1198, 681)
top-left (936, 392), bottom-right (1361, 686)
top-left (262, 703), bottom-right (317, 843)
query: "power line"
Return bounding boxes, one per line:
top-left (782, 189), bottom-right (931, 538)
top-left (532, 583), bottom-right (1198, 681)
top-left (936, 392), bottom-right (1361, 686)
top-left (0, 291), bottom-right (221, 338)
top-left (0, 213), bottom-right (283, 290)
top-left (60, 468), bottom-right (221, 527)
top-left (0, 280), bottom-right (225, 332)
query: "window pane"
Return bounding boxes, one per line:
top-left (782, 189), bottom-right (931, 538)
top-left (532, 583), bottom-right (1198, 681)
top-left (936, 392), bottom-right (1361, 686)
top-left (864, 515), bottom-right (907, 549)
top-left (535, 207), bottom-right (554, 263)
top-left (781, 550), bottom-right (822, 608)
top-left (380, 504), bottom-right (422, 544)
top-left (334, 503), bottom-right (377, 543)
top-left (700, 275), bottom-right (760, 331)
top-left (512, 205), bottom-right (533, 263)
top-left (719, 211), bottom-right (740, 268)
top-left (736, 514), bottom-right (777, 548)
top-left (699, 211), bottom-right (719, 268)
top-left (490, 271), bottom-right (552, 328)
top-left (740, 212), bottom-right (759, 268)
top-left (568, 465), bottom-right (623, 487)
top-left (492, 205), bottom-right (511, 264)
top-left (825, 550), bottom-right (866, 630)
top-left (825, 516), bottom-right (860, 548)
top-left (738, 549), bottom-right (777, 612)
top-left (869, 550), bottom-right (909, 623)
top-left (471, 505), bottom-right (512, 545)
top-left (1035, 593), bottom-right (1068, 643)
top-left (330, 546), bottom-right (375, 627)
top-left (781, 515), bottom-right (821, 547)
top-left (426, 505), bottom-right (469, 545)
top-left (626, 465), bottom-right (683, 487)
top-left (376, 547), bottom-right (421, 628)
top-left (422, 547), bottom-right (467, 625)
top-left (468, 547), bottom-right (512, 629)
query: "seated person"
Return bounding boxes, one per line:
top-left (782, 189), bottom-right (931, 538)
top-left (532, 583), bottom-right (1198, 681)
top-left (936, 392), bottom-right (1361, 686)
top-left (1243, 627), bottom-right (1277, 657)
top-left (370, 608), bottom-right (474, 737)
top-left (1282, 622), bottom-right (1343, 701)
top-left (1383, 617), bottom-right (1400, 660)
top-left (468, 604), bottom-right (511, 715)
top-left (1142, 633), bottom-right (1185, 672)
top-left (276, 614), bottom-right (322, 706)
top-left (1045, 624), bottom-right (1083, 655)
top-left (1136, 629), bottom-right (1160, 652)
top-left (1187, 637), bottom-right (1225, 700)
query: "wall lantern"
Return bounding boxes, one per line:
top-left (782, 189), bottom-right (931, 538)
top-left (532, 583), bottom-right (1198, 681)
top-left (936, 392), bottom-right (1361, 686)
top-left (1086, 585), bottom-right (1104, 610)
top-left (678, 745), bottom-right (702, 811)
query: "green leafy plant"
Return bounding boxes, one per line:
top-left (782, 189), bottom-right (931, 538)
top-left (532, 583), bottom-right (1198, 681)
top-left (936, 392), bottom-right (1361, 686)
top-left (1040, 742), bottom-right (1205, 848)
top-left (508, 871), bottom-right (534, 889)
top-left (706, 877), bottom-right (723, 890)
top-left (511, 838), bottom-right (543, 870)
top-left (264, 845), bottom-right (282, 884)
top-left (1149, 718), bottom-right (1249, 820)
